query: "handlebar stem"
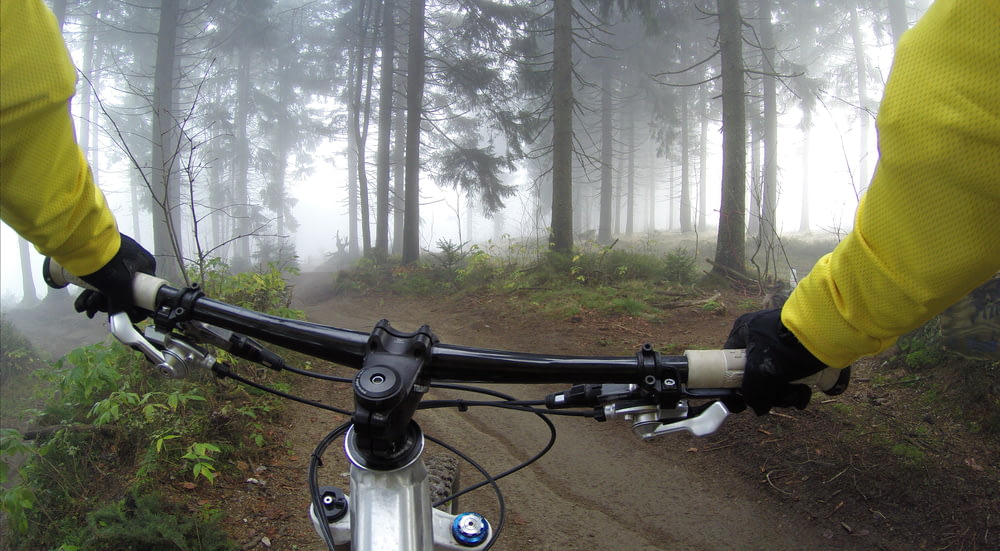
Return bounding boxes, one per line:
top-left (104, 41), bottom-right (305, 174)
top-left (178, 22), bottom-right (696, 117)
top-left (352, 320), bottom-right (439, 469)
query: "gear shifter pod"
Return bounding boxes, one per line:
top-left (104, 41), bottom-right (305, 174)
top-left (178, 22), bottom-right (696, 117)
top-left (352, 320), bottom-right (438, 469)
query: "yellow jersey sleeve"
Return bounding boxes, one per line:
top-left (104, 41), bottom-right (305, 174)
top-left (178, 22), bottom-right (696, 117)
top-left (0, 0), bottom-right (120, 277)
top-left (782, 0), bottom-right (1000, 368)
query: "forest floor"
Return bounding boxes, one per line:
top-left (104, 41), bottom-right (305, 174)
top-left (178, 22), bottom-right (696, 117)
top-left (3, 270), bottom-right (999, 550)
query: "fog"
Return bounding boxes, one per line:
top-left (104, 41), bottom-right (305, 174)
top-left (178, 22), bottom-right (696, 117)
top-left (1, 0), bottom-right (920, 304)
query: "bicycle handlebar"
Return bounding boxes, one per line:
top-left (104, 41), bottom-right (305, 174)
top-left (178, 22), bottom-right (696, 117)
top-left (42, 257), bottom-right (847, 392)
top-left (42, 256), bottom-right (851, 550)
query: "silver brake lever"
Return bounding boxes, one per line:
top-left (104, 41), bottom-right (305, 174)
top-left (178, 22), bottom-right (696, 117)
top-left (606, 400), bottom-right (731, 439)
top-left (642, 401), bottom-right (730, 438)
top-left (108, 312), bottom-right (171, 374)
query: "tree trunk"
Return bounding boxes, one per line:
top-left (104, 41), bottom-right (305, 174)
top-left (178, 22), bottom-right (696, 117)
top-left (392, 103), bottom-right (405, 256)
top-left (850, 2), bottom-right (870, 196)
top-left (51, 0), bottom-right (68, 27)
top-left (231, 41), bottom-right (252, 272)
top-left (648, 156), bottom-right (656, 233)
top-left (346, 50), bottom-right (360, 258)
top-left (78, 7), bottom-right (96, 167)
top-left (614, 151), bottom-right (623, 235)
top-left (18, 238), bottom-right (38, 305)
top-left (712, 0), bottom-right (747, 277)
top-left (748, 83), bottom-right (761, 241)
top-left (680, 93), bottom-right (692, 232)
top-left (625, 116), bottom-right (635, 235)
top-left (760, 0), bottom-right (779, 275)
top-left (130, 167), bottom-right (142, 242)
top-left (886, 0), bottom-right (908, 48)
top-left (351, 0), bottom-right (376, 257)
top-left (401, 0), bottom-right (425, 265)
top-left (549, 0), bottom-right (574, 254)
top-left (667, 162), bottom-right (675, 230)
top-left (208, 83), bottom-right (226, 262)
top-left (597, 69), bottom-right (613, 244)
top-left (374, 0), bottom-right (395, 260)
top-left (800, 122), bottom-right (811, 232)
top-left (272, 76), bottom-right (292, 237)
top-left (151, 0), bottom-right (183, 280)
top-left (698, 86), bottom-right (709, 232)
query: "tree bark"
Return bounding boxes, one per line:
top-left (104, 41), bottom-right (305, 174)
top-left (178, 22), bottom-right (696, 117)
top-left (597, 68), bottom-right (613, 244)
top-left (392, 103), bottom-right (405, 256)
top-left (760, 0), bottom-right (779, 274)
top-left (886, 0), bottom-right (908, 48)
top-left (625, 115), bottom-right (635, 235)
top-left (374, 0), bottom-right (395, 260)
top-left (401, 0), bottom-right (425, 265)
top-left (680, 92), bottom-right (692, 232)
top-left (151, 0), bottom-right (183, 280)
top-left (18, 238), bottom-right (38, 305)
top-left (698, 85), bottom-right (709, 232)
top-left (800, 122), bottom-right (811, 232)
top-left (346, 43), bottom-right (360, 258)
top-left (231, 38), bottom-right (252, 272)
top-left (711, 0), bottom-right (747, 277)
top-left (350, 0), bottom-right (376, 257)
top-left (549, 0), bottom-right (574, 254)
top-left (850, 2), bottom-right (870, 196)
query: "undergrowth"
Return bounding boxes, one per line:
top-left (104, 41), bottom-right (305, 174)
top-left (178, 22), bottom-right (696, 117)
top-left (889, 315), bottom-right (1000, 435)
top-left (0, 261), bottom-right (301, 550)
top-left (333, 239), bottom-right (702, 320)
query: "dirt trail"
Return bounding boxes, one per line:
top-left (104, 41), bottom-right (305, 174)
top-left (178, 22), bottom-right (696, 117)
top-left (267, 272), bottom-right (873, 551)
top-left (6, 272), bottom-right (995, 550)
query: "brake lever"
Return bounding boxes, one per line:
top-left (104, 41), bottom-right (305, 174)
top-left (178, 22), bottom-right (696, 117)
top-left (605, 400), bottom-right (730, 438)
top-left (105, 312), bottom-right (215, 379)
top-left (108, 312), bottom-right (173, 375)
top-left (143, 326), bottom-right (218, 378)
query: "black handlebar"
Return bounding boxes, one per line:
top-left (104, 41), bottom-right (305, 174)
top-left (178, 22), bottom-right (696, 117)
top-left (155, 283), bottom-right (688, 385)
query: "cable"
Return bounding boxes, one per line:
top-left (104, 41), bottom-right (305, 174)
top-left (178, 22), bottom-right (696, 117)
top-left (212, 363), bottom-right (353, 416)
top-left (215, 359), bottom-right (567, 549)
top-left (285, 364), bottom-right (353, 383)
top-left (309, 421), bottom-right (352, 551)
top-left (419, 383), bottom-right (560, 520)
top-left (425, 432), bottom-right (506, 550)
top-left (419, 399), bottom-right (596, 417)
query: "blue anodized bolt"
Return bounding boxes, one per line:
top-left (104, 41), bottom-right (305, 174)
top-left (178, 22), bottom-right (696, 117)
top-left (452, 512), bottom-right (489, 546)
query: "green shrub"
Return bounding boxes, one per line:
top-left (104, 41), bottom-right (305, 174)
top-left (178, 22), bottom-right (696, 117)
top-left (663, 247), bottom-right (697, 284)
top-left (69, 492), bottom-right (233, 551)
top-left (898, 319), bottom-right (946, 370)
top-left (387, 264), bottom-right (438, 294)
top-left (194, 258), bottom-right (303, 318)
top-left (333, 256), bottom-right (387, 294)
top-left (456, 247), bottom-right (505, 289)
top-left (1, 314), bottom-right (45, 382)
top-left (428, 239), bottom-right (469, 284)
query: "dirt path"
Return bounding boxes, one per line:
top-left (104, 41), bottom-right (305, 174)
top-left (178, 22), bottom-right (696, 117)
top-left (248, 272), bottom-right (882, 551)
top-left (6, 273), bottom-right (995, 550)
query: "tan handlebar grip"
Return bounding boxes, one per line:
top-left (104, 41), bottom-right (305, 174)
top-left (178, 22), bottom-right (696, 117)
top-left (684, 349), bottom-right (848, 394)
top-left (41, 257), bottom-right (167, 312)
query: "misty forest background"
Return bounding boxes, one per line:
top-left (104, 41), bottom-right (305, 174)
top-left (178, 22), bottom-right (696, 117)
top-left (15, 0), bottom-right (923, 297)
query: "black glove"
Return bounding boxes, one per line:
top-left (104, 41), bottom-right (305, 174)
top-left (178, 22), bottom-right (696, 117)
top-left (75, 234), bottom-right (156, 322)
top-left (724, 308), bottom-right (828, 416)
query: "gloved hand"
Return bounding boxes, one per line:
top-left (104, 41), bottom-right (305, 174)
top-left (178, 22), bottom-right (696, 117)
top-left (75, 234), bottom-right (156, 322)
top-left (724, 308), bottom-right (829, 415)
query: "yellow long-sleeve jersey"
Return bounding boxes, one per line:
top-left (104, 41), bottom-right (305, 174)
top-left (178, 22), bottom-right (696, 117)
top-left (0, 0), bottom-right (120, 277)
top-left (782, 0), bottom-right (1000, 368)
